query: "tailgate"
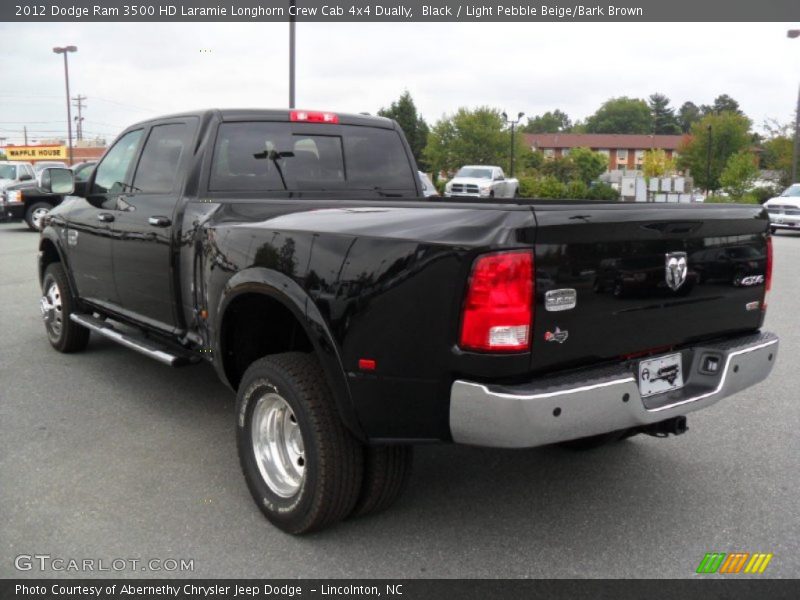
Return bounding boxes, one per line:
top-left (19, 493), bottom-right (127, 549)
top-left (530, 203), bottom-right (769, 372)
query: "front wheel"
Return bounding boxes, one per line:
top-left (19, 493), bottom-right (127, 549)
top-left (770, 227), bottom-right (777, 235)
top-left (25, 202), bottom-right (53, 231)
top-left (236, 352), bottom-right (364, 534)
top-left (41, 263), bottom-right (90, 352)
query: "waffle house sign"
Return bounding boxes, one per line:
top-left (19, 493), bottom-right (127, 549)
top-left (4, 145), bottom-right (67, 160)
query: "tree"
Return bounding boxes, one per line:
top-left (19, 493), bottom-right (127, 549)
top-left (677, 111), bottom-right (752, 191)
top-left (760, 119), bottom-right (795, 186)
top-left (720, 151), bottom-right (759, 198)
top-left (378, 91), bottom-right (429, 168)
top-left (642, 149), bottom-right (676, 178)
top-left (585, 97), bottom-right (652, 134)
top-left (569, 147), bottom-right (608, 183)
top-left (521, 109), bottom-right (572, 133)
top-left (678, 102), bottom-right (702, 133)
top-left (423, 107), bottom-right (522, 175)
top-left (648, 93), bottom-right (681, 134)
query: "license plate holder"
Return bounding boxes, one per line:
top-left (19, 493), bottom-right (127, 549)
top-left (638, 353), bottom-right (684, 397)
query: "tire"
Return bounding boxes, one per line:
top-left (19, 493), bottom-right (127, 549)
top-left (236, 352), bottom-right (364, 534)
top-left (349, 445), bottom-right (413, 519)
top-left (770, 227), bottom-right (777, 235)
top-left (513, 187), bottom-right (520, 198)
top-left (25, 202), bottom-right (53, 231)
top-left (41, 263), bottom-right (90, 353)
top-left (558, 429), bottom-right (627, 451)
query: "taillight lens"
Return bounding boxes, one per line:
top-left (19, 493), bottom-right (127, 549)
top-left (763, 235), bottom-right (773, 311)
top-left (459, 250), bottom-right (533, 352)
top-left (290, 110), bottom-right (339, 124)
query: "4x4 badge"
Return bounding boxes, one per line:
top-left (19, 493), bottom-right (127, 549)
top-left (545, 327), bottom-right (568, 344)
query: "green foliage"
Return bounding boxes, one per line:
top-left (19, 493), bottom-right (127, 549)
top-left (678, 102), bottom-right (701, 134)
top-left (586, 182), bottom-right (620, 201)
top-left (761, 135), bottom-right (794, 187)
top-left (677, 111), bottom-right (753, 191)
top-left (705, 194), bottom-right (759, 204)
top-left (517, 148), bottom-right (544, 174)
top-left (585, 97), bottom-right (652, 134)
top-left (521, 109), bottom-right (572, 134)
top-left (752, 185), bottom-right (782, 204)
top-left (516, 176), bottom-right (618, 201)
top-left (569, 147), bottom-right (608, 183)
top-left (720, 150), bottom-right (759, 198)
top-left (424, 107), bottom-right (510, 174)
top-left (540, 156), bottom-right (578, 182)
top-left (701, 94), bottom-right (743, 117)
top-left (642, 149), bottom-right (676, 178)
top-left (649, 93), bottom-right (681, 135)
top-left (378, 91), bottom-right (429, 169)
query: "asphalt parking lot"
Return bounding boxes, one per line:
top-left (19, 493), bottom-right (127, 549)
top-left (1, 220), bottom-right (798, 579)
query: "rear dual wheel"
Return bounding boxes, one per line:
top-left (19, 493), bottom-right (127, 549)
top-left (236, 353), bottom-right (412, 534)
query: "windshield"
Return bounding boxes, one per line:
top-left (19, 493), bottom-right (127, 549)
top-left (780, 184), bottom-right (800, 197)
top-left (34, 162), bottom-right (67, 174)
top-left (455, 167), bottom-right (493, 179)
top-left (0, 165), bottom-right (17, 179)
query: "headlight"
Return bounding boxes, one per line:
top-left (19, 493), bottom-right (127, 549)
top-left (7, 190), bottom-right (21, 203)
top-left (479, 184), bottom-right (492, 194)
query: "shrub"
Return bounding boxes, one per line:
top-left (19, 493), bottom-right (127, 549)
top-left (706, 194), bottom-right (759, 204)
top-left (566, 180), bottom-right (590, 199)
top-left (586, 182), bottom-right (620, 201)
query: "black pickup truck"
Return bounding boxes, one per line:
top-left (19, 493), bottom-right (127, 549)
top-left (36, 109), bottom-right (778, 534)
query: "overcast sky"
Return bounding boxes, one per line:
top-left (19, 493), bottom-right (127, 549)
top-left (1, 21), bottom-right (798, 146)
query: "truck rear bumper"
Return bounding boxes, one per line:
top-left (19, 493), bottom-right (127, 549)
top-left (449, 330), bottom-right (778, 448)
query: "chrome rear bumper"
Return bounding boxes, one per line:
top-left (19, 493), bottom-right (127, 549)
top-left (450, 331), bottom-right (778, 448)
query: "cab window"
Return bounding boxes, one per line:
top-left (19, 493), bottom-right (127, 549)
top-left (133, 121), bottom-right (196, 194)
top-left (92, 129), bottom-right (143, 194)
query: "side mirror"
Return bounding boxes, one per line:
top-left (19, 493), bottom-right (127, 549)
top-left (19, 173), bottom-right (32, 181)
top-left (38, 167), bottom-right (75, 195)
top-left (494, 175), bottom-right (504, 181)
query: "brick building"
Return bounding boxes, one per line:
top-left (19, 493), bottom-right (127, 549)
top-left (524, 133), bottom-right (686, 171)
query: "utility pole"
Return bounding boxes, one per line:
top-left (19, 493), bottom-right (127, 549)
top-left (53, 45), bottom-right (77, 165)
top-left (72, 94), bottom-right (86, 141)
top-left (705, 124), bottom-right (713, 196)
top-left (23, 126), bottom-right (28, 145)
top-left (793, 83), bottom-right (800, 184)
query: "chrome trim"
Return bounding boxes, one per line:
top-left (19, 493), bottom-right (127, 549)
top-left (649, 338), bottom-right (778, 412)
top-left (70, 313), bottom-right (177, 366)
top-left (450, 332), bottom-right (778, 448)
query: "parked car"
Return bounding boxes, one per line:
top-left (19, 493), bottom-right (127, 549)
top-left (444, 165), bottom-right (519, 198)
top-left (0, 161), bottom-right (35, 191)
top-left (71, 161), bottom-right (97, 183)
top-left (764, 183), bottom-right (800, 233)
top-left (37, 108), bottom-right (777, 534)
top-left (33, 161), bottom-right (68, 174)
top-left (418, 171), bottom-right (438, 197)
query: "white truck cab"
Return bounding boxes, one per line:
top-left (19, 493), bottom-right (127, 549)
top-left (444, 165), bottom-right (519, 199)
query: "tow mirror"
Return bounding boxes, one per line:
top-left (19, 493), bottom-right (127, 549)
top-left (38, 167), bottom-right (75, 195)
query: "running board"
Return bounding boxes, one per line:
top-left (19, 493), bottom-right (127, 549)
top-left (70, 313), bottom-right (201, 367)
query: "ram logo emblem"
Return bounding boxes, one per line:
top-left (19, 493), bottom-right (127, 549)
top-left (665, 252), bottom-right (688, 291)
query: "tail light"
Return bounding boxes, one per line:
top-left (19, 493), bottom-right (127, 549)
top-left (290, 110), bottom-right (339, 124)
top-left (763, 235), bottom-right (773, 311)
top-left (459, 250), bottom-right (533, 352)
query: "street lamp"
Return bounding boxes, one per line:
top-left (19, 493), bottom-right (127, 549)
top-left (53, 45), bottom-right (77, 165)
top-left (502, 111), bottom-right (525, 177)
top-left (706, 124), bottom-right (713, 196)
top-left (788, 30), bottom-right (800, 183)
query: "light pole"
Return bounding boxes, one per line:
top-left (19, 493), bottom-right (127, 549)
top-left (289, 1), bottom-right (296, 108)
top-left (502, 111), bottom-right (525, 177)
top-left (706, 124), bottom-right (713, 196)
top-left (789, 29), bottom-right (800, 183)
top-left (53, 45), bottom-right (77, 165)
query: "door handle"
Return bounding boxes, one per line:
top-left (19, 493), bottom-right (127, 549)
top-left (148, 216), bottom-right (172, 227)
top-left (97, 212), bottom-right (115, 223)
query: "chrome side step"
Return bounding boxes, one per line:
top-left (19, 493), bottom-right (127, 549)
top-left (70, 313), bottom-right (201, 367)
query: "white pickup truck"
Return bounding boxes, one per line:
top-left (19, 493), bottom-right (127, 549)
top-left (444, 165), bottom-right (519, 199)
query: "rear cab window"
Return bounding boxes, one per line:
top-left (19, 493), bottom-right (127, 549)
top-left (209, 121), bottom-right (417, 196)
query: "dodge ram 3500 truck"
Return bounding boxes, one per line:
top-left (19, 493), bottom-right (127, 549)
top-left (36, 109), bottom-right (778, 534)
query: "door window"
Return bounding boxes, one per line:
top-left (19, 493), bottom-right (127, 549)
top-left (133, 122), bottom-right (195, 194)
top-left (92, 129), bottom-right (143, 194)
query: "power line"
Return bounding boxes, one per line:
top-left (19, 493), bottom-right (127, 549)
top-left (72, 94), bottom-right (87, 141)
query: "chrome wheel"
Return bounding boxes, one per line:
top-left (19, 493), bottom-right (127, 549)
top-left (251, 392), bottom-right (306, 498)
top-left (40, 280), bottom-right (63, 338)
top-left (31, 207), bottom-right (50, 230)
